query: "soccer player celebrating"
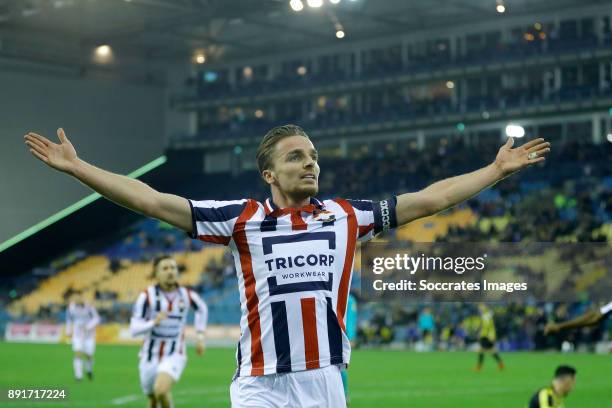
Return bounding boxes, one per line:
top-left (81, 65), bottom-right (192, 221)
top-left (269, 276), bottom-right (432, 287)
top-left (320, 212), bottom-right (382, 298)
top-left (24, 125), bottom-right (550, 407)
top-left (65, 290), bottom-right (100, 381)
top-left (528, 365), bottom-right (577, 408)
top-left (544, 301), bottom-right (612, 335)
top-left (130, 255), bottom-right (208, 408)
top-left (474, 303), bottom-right (504, 371)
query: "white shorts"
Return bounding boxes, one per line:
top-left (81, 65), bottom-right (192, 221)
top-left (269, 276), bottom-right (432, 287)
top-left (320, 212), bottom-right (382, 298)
top-left (72, 335), bottom-right (95, 355)
top-left (139, 354), bottom-right (187, 395)
top-left (230, 364), bottom-right (346, 408)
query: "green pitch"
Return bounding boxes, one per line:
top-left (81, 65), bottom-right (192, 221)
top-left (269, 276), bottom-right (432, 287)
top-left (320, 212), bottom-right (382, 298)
top-left (0, 343), bottom-right (609, 407)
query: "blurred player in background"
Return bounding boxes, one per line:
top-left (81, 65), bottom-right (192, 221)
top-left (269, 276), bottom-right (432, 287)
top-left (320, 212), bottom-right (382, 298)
top-left (341, 291), bottom-right (358, 405)
top-left (527, 365), bottom-right (576, 408)
top-left (24, 126), bottom-right (549, 407)
top-left (474, 303), bottom-right (504, 371)
top-left (544, 301), bottom-right (612, 335)
top-left (130, 255), bottom-right (208, 408)
top-left (65, 290), bottom-right (100, 381)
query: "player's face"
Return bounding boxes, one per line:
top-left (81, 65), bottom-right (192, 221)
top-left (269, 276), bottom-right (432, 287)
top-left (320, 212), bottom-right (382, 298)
top-left (267, 136), bottom-right (320, 198)
top-left (72, 293), bottom-right (84, 304)
top-left (155, 259), bottom-right (179, 288)
top-left (558, 375), bottom-right (576, 396)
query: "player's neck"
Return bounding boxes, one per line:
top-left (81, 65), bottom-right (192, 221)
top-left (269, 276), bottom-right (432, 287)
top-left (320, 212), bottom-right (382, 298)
top-left (271, 189), bottom-right (310, 209)
top-left (159, 283), bottom-right (177, 293)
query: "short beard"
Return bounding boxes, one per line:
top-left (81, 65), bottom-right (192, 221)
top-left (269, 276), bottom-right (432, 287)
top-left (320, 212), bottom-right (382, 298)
top-left (295, 184), bottom-right (318, 198)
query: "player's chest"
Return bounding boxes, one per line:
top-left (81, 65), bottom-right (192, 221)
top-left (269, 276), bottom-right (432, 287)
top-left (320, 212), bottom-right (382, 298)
top-left (152, 294), bottom-right (189, 318)
top-left (238, 216), bottom-right (351, 294)
top-left (71, 308), bottom-right (90, 320)
top-left (241, 214), bottom-right (346, 264)
top-left (243, 210), bottom-right (343, 235)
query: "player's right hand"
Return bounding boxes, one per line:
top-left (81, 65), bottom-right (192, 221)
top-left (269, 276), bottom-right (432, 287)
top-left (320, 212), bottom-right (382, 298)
top-left (24, 128), bottom-right (78, 174)
top-left (153, 312), bottom-right (168, 326)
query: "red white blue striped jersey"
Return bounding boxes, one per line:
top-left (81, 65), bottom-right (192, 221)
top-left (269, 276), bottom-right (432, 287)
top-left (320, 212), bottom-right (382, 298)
top-left (188, 196), bottom-right (397, 376)
top-left (130, 285), bottom-right (208, 362)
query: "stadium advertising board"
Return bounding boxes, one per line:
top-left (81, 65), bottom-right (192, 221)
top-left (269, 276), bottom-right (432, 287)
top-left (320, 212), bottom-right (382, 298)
top-left (5, 323), bottom-right (62, 343)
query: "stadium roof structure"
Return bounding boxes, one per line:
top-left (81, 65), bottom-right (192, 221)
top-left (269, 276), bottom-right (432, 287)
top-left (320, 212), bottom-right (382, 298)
top-left (0, 0), bottom-right (608, 75)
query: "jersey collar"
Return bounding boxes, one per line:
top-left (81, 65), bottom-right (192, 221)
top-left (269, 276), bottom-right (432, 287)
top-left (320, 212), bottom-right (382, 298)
top-left (264, 197), bottom-right (324, 217)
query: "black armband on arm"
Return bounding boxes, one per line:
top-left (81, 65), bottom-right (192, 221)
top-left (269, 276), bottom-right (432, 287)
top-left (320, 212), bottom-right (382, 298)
top-left (373, 196), bottom-right (398, 235)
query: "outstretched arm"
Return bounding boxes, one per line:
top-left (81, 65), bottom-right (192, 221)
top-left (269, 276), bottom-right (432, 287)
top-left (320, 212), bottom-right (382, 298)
top-left (396, 137), bottom-right (550, 225)
top-left (544, 309), bottom-right (604, 334)
top-left (24, 128), bottom-right (192, 233)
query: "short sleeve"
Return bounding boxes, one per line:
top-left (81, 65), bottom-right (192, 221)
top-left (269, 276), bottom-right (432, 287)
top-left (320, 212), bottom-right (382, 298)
top-left (345, 197), bottom-right (398, 242)
top-left (188, 199), bottom-right (248, 245)
top-left (600, 301), bottom-right (612, 317)
top-left (538, 389), bottom-right (553, 408)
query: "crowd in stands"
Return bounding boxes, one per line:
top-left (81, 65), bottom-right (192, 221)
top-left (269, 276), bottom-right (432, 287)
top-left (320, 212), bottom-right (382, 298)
top-left (356, 301), bottom-right (609, 352)
top-left (203, 135), bottom-right (611, 245)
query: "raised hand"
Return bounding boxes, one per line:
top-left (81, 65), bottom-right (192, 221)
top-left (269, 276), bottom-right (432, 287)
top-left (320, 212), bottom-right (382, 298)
top-left (494, 137), bottom-right (551, 177)
top-left (24, 128), bottom-right (78, 173)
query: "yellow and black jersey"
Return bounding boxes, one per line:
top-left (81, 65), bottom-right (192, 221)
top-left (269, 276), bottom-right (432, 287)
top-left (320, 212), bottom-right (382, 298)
top-left (479, 310), bottom-right (496, 341)
top-left (528, 386), bottom-right (564, 408)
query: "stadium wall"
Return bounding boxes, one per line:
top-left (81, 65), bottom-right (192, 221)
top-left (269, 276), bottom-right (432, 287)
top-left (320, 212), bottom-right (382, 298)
top-left (4, 322), bottom-right (240, 347)
top-left (0, 70), bottom-right (166, 243)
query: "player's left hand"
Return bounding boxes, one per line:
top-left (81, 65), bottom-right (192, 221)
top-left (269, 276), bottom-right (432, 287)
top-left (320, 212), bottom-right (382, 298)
top-left (494, 137), bottom-right (551, 176)
top-left (196, 340), bottom-right (205, 356)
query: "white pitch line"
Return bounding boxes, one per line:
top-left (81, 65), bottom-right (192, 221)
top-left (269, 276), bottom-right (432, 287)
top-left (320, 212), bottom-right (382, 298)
top-left (111, 394), bottom-right (141, 405)
top-left (108, 386), bottom-right (227, 407)
top-left (173, 395), bottom-right (230, 405)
